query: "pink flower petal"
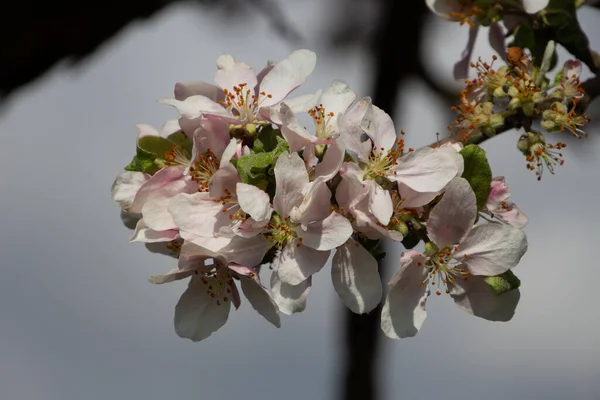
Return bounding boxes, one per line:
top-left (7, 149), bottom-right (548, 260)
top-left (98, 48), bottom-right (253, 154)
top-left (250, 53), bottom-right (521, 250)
top-left (259, 49), bottom-right (317, 107)
top-left (295, 212), bottom-right (353, 251)
top-left (381, 251), bottom-right (430, 339)
top-left (236, 182), bottom-right (273, 222)
top-left (270, 271), bottom-right (312, 315)
top-left (131, 166), bottom-right (184, 213)
top-left (174, 81), bottom-right (224, 102)
top-left (389, 147), bottom-right (463, 193)
top-left (275, 240), bottom-right (330, 285)
top-left (240, 275), bottom-right (281, 328)
top-left (427, 177), bottom-right (477, 248)
top-left (174, 276), bottom-right (231, 342)
top-left (314, 141), bottom-right (345, 181)
top-left (214, 54), bottom-right (258, 96)
top-left (112, 171), bottom-right (149, 211)
top-left (449, 274), bottom-right (520, 321)
top-left (365, 181), bottom-right (393, 226)
top-left (331, 239), bottom-right (382, 314)
top-left (273, 152), bottom-right (309, 217)
top-left (454, 224), bottom-right (528, 276)
top-left (361, 104), bottom-right (396, 151)
top-left (453, 25), bottom-right (479, 80)
top-left (168, 192), bottom-right (231, 238)
top-left (130, 219), bottom-right (179, 243)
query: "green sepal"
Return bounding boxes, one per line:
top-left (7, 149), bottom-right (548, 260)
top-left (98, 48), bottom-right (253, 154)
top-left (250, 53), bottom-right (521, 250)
top-left (123, 130), bottom-right (193, 174)
top-left (459, 144), bottom-right (492, 211)
top-left (124, 149), bottom-right (158, 174)
top-left (232, 136), bottom-right (289, 189)
top-left (483, 270), bottom-right (521, 296)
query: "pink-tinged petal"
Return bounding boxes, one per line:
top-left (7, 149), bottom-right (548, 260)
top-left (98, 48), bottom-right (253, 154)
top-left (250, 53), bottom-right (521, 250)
top-left (174, 275), bottom-right (231, 342)
top-left (389, 147), bottom-right (463, 193)
top-left (275, 240), bottom-right (330, 285)
top-left (192, 118), bottom-right (230, 161)
top-left (563, 59), bottom-right (582, 81)
top-left (136, 123), bottom-right (160, 139)
top-left (148, 268), bottom-right (194, 284)
top-left (256, 63), bottom-right (275, 88)
top-left (314, 141), bottom-right (345, 181)
top-left (130, 219), bottom-right (178, 243)
top-left (216, 235), bottom-right (270, 267)
top-left (259, 49), bottom-right (317, 107)
top-left (273, 152), bottom-right (309, 216)
top-left (331, 239), bottom-right (382, 314)
top-left (181, 234), bottom-right (233, 252)
top-left (240, 275), bottom-right (281, 327)
top-left (380, 251), bottom-right (430, 339)
top-left (214, 54), bottom-right (258, 95)
top-left (454, 224), bottom-right (528, 276)
top-left (220, 138), bottom-right (239, 168)
top-left (236, 182), bottom-right (273, 222)
top-left (338, 119), bottom-right (372, 163)
top-left (290, 177), bottom-right (332, 226)
top-left (131, 166), bottom-right (184, 213)
top-left (488, 23), bottom-right (506, 60)
top-left (144, 241), bottom-right (181, 259)
top-left (279, 103), bottom-right (319, 152)
top-left (486, 177), bottom-right (510, 211)
top-left (449, 274), bottom-right (520, 321)
top-left (295, 212), bottom-right (353, 251)
top-left (453, 26), bottom-right (479, 80)
top-left (158, 95), bottom-right (231, 120)
top-left (397, 183), bottom-right (439, 209)
top-left (209, 164), bottom-right (240, 199)
top-left (352, 206), bottom-right (404, 242)
top-left (142, 178), bottom-right (198, 232)
top-left (270, 271), bottom-right (311, 315)
top-left (497, 205), bottom-right (529, 229)
top-left (264, 91), bottom-right (322, 125)
top-left (427, 177), bottom-right (477, 248)
top-left (112, 171), bottom-right (149, 211)
top-left (362, 104), bottom-right (396, 151)
top-left (522, 0), bottom-right (549, 13)
top-left (365, 181), bottom-right (393, 226)
top-left (168, 192), bottom-right (230, 238)
top-left (230, 282), bottom-right (241, 310)
top-left (319, 80), bottom-right (357, 129)
top-left (336, 162), bottom-right (368, 210)
top-left (175, 81), bottom-right (225, 102)
top-left (303, 143), bottom-right (317, 169)
top-left (226, 263), bottom-right (256, 277)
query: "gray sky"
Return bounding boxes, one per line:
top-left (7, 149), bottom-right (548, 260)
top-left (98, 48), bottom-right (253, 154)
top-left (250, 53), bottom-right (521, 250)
top-left (0, 2), bottom-right (599, 399)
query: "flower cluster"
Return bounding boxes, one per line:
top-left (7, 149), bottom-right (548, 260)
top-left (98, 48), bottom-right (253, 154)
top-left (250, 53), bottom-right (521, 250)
top-left (448, 44), bottom-right (591, 180)
top-left (112, 50), bottom-right (530, 341)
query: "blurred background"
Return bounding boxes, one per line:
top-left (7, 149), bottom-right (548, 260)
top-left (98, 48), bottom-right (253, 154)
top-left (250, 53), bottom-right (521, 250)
top-left (1, 1), bottom-right (600, 399)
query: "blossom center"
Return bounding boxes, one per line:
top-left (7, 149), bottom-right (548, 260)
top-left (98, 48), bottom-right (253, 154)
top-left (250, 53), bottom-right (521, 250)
top-left (364, 139), bottom-right (406, 181)
top-left (448, 1), bottom-right (482, 27)
top-left (197, 263), bottom-right (235, 306)
top-left (267, 214), bottom-right (300, 250)
top-left (420, 246), bottom-right (470, 296)
top-left (308, 104), bottom-right (335, 139)
top-left (220, 84), bottom-right (273, 123)
top-left (189, 149), bottom-right (220, 191)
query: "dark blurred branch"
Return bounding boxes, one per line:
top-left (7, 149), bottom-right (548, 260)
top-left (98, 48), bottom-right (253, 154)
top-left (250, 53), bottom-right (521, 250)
top-left (341, 1), bottom-right (429, 400)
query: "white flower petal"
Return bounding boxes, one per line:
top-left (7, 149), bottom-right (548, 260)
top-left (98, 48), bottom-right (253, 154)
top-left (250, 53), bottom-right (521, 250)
top-left (130, 219), bottom-right (178, 243)
top-left (366, 181), bottom-right (393, 226)
top-left (314, 141), bottom-right (345, 181)
top-left (331, 239), bottom-right (382, 314)
top-left (174, 81), bottom-right (224, 102)
top-left (174, 276), bottom-right (231, 342)
top-left (389, 147), bottom-right (463, 193)
top-left (522, 0), bottom-right (549, 13)
top-left (450, 274), bottom-right (520, 321)
top-left (427, 177), bottom-right (477, 248)
top-left (168, 192), bottom-right (229, 238)
top-left (454, 224), bottom-right (528, 276)
top-left (236, 183), bottom-right (273, 222)
top-left (275, 240), bottom-right (330, 285)
top-left (338, 98), bottom-right (372, 163)
top-left (361, 104), bottom-right (396, 151)
top-left (381, 251), bottom-right (430, 339)
top-left (397, 183), bottom-right (439, 209)
top-left (291, 178), bottom-right (332, 226)
top-left (131, 166), bottom-right (184, 213)
top-left (279, 103), bottom-right (320, 152)
top-left (240, 275), bottom-right (281, 328)
top-left (273, 152), bottom-right (309, 216)
top-left (295, 212), bottom-right (353, 251)
top-left (319, 80), bottom-right (357, 129)
top-left (111, 171), bottom-right (149, 211)
top-left (270, 271), bottom-right (312, 315)
top-left (214, 54), bottom-right (258, 96)
top-left (259, 49), bottom-right (317, 107)
top-left (335, 162), bottom-right (368, 210)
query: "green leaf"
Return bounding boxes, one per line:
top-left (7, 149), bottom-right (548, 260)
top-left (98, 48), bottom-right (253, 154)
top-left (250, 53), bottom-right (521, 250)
top-left (483, 270), bottom-right (521, 296)
top-left (459, 144), bottom-right (492, 211)
top-left (233, 136), bottom-right (289, 188)
top-left (123, 131), bottom-right (192, 175)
